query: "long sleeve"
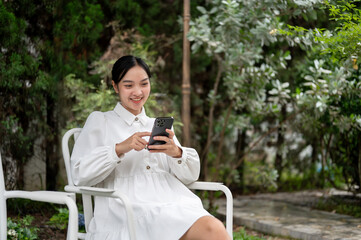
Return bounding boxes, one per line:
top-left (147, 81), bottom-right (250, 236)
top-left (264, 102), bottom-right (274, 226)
top-left (71, 111), bottom-right (123, 186)
top-left (167, 134), bottom-right (201, 185)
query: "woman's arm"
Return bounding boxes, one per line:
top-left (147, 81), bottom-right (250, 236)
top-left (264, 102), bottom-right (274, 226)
top-left (167, 146), bottom-right (201, 185)
top-left (71, 112), bottom-right (122, 186)
top-left (147, 128), bottom-right (201, 184)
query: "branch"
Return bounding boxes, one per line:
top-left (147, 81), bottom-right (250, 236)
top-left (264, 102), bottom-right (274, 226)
top-left (213, 100), bottom-right (233, 181)
top-left (201, 54), bottom-right (223, 180)
top-left (232, 108), bottom-right (301, 170)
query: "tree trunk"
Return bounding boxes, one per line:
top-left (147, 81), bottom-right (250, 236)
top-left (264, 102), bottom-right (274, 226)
top-left (275, 105), bottom-right (286, 183)
top-left (235, 129), bottom-right (247, 193)
top-left (358, 134), bottom-right (361, 192)
top-left (319, 134), bottom-right (325, 188)
top-left (46, 95), bottom-right (59, 190)
top-left (311, 138), bottom-right (318, 186)
top-left (2, 155), bottom-right (19, 190)
top-left (182, 0), bottom-right (191, 147)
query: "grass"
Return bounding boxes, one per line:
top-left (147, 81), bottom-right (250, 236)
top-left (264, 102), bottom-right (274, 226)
top-left (233, 227), bottom-right (266, 240)
top-left (316, 195), bottom-right (361, 218)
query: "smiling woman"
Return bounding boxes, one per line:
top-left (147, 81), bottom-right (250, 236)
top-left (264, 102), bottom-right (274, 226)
top-left (111, 57), bottom-right (151, 116)
top-left (70, 55), bottom-right (230, 240)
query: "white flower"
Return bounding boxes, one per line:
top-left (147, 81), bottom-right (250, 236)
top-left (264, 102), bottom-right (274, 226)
top-left (8, 229), bottom-right (18, 237)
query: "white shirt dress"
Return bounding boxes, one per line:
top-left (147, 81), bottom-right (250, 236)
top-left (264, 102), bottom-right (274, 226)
top-left (71, 103), bottom-right (210, 240)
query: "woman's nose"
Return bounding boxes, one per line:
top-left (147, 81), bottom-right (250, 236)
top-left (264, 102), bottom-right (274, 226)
top-left (133, 86), bottom-right (142, 95)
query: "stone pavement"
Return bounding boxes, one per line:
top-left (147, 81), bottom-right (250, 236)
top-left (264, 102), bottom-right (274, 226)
top-left (216, 189), bottom-right (361, 240)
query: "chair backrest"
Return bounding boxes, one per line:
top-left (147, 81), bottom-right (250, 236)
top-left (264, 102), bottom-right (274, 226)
top-left (62, 128), bottom-right (82, 186)
top-left (0, 153), bottom-right (5, 196)
top-left (0, 153), bottom-right (7, 240)
top-left (62, 128), bottom-right (95, 236)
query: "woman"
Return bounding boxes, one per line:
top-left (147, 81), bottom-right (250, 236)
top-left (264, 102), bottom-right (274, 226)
top-left (71, 55), bottom-right (230, 240)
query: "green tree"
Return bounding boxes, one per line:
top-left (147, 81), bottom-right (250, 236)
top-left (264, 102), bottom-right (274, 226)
top-left (0, 0), bottom-right (198, 190)
top-left (188, 0), bottom-right (322, 188)
top-left (280, 0), bottom-right (361, 191)
top-left (0, 0), bottom-right (105, 189)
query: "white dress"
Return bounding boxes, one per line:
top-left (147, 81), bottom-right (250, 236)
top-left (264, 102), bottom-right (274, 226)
top-left (71, 103), bottom-right (210, 240)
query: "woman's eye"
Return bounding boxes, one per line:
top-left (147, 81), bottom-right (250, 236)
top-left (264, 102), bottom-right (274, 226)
top-left (142, 82), bottom-right (149, 86)
top-left (124, 85), bottom-right (132, 88)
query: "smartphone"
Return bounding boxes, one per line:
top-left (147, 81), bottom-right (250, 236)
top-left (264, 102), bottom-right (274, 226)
top-left (148, 117), bottom-right (174, 147)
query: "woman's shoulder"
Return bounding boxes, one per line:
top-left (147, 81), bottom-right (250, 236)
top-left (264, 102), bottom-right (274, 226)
top-left (87, 111), bottom-right (105, 120)
top-left (88, 108), bottom-right (117, 119)
top-left (86, 109), bottom-right (123, 125)
top-left (83, 111), bottom-right (107, 127)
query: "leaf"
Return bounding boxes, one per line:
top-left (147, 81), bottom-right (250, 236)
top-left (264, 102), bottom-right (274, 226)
top-left (196, 6), bottom-right (207, 15)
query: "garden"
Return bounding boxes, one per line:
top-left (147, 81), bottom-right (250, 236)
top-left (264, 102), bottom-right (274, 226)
top-left (1, 0), bottom-right (361, 239)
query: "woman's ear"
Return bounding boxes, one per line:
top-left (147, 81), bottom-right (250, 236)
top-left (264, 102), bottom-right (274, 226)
top-left (112, 80), bottom-right (119, 93)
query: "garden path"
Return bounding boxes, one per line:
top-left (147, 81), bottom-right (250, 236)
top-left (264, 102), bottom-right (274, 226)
top-left (217, 189), bottom-right (361, 240)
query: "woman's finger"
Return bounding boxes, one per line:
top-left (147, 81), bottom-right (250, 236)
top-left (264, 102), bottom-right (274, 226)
top-left (153, 136), bottom-right (171, 144)
top-left (135, 131), bottom-right (152, 137)
top-left (148, 143), bottom-right (169, 150)
top-left (134, 141), bottom-right (146, 151)
top-left (166, 129), bottom-right (175, 139)
top-left (136, 136), bottom-right (148, 146)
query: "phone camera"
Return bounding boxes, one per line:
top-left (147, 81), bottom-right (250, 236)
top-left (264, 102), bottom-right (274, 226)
top-left (156, 119), bottom-right (165, 127)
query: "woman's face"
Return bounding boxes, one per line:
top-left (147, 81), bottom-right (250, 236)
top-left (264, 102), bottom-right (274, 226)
top-left (112, 65), bottom-right (151, 115)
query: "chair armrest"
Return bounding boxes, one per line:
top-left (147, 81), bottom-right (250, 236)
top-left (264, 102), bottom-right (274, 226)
top-left (64, 185), bottom-right (136, 240)
top-left (79, 186), bottom-right (115, 194)
top-left (5, 190), bottom-right (75, 204)
top-left (5, 190), bottom-right (78, 240)
top-left (65, 185), bottom-right (114, 195)
top-left (187, 181), bottom-right (224, 191)
top-left (186, 181), bottom-right (233, 238)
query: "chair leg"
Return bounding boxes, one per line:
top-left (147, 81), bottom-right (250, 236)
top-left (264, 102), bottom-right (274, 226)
top-left (82, 194), bottom-right (93, 233)
top-left (65, 196), bottom-right (79, 240)
top-left (218, 185), bottom-right (233, 238)
top-left (0, 198), bottom-right (7, 240)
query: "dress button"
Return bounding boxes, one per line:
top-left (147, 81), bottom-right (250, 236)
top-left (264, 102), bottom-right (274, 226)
top-left (117, 160), bottom-right (121, 164)
top-left (135, 117), bottom-right (139, 121)
top-left (146, 165), bottom-right (150, 170)
top-left (178, 160), bottom-right (182, 164)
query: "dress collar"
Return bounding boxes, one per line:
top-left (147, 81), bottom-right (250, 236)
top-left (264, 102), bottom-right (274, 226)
top-left (113, 102), bottom-right (147, 126)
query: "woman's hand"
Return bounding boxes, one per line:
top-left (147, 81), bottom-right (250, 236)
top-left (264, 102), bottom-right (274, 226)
top-left (115, 132), bottom-right (151, 156)
top-left (147, 129), bottom-right (183, 158)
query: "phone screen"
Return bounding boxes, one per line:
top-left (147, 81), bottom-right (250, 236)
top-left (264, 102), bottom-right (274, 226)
top-left (148, 117), bottom-right (174, 146)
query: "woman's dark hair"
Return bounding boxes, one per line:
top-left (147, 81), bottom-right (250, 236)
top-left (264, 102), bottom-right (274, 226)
top-left (111, 55), bottom-right (151, 84)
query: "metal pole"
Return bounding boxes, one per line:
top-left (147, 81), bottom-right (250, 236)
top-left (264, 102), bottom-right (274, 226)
top-left (182, 0), bottom-right (191, 147)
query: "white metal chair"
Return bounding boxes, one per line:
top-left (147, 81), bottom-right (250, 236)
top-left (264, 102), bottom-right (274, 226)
top-left (0, 153), bottom-right (78, 240)
top-left (62, 128), bottom-right (233, 240)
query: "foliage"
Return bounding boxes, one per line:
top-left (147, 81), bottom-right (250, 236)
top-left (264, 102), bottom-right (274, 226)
top-left (0, 0), bottom-right (189, 189)
top-left (316, 195), bottom-right (361, 218)
top-left (316, 0), bottom-right (361, 61)
top-left (0, 1), bottom-right (48, 189)
top-left (64, 27), bottom-right (184, 136)
top-left (187, 0), bottom-right (325, 188)
top-left (7, 215), bottom-right (39, 240)
top-left (244, 161), bottom-right (279, 192)
top-left (233, 227), bottom-right (266, 240)
top-left (2, 0), bottom-right (361, 197)
top-left (64, 74), bottom-right (117, 129)
top-left (48, 208), bottom-right (69, 230)
top-left (278, 0), bottom-right (361, 192)
top-left (0, 0), bottom-right (109, 189)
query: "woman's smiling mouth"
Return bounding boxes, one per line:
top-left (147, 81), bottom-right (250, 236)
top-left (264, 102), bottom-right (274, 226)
top-left (131, 97), bottom-right (142, 104)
